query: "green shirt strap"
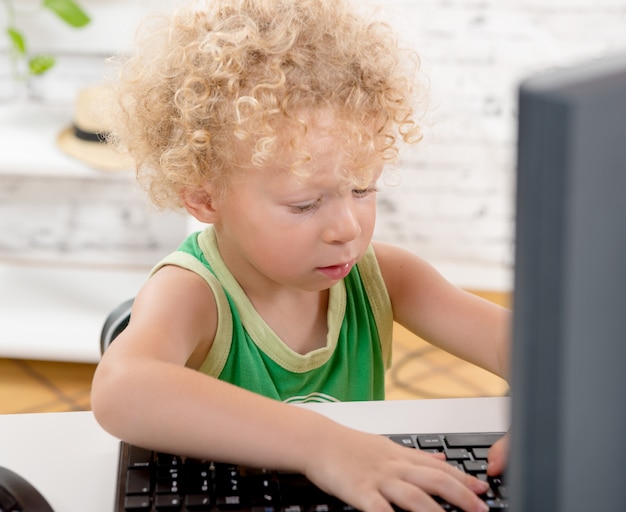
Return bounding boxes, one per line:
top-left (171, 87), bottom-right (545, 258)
top-left (150, 251), bottom-right (233, 373)
top-left (357, 245), bottom-right (393, 368)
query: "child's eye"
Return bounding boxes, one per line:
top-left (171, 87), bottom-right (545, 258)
top-left (289, 199), bottom-right (321, 214)
top-left (353, 186), bottom-right (378, 198)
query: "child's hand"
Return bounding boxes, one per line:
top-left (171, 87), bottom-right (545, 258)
top-left (487, 431), bottom-right (509, 476)
top-left (302, 426), bottom-right (490, 512)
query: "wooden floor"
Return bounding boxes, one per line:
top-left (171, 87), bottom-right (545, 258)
top-left (386, 290), bottom-right (510, 401)
top-left (0, 291), bottom-right (510, 414)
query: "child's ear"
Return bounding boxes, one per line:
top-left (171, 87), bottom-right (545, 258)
top-left (181, 186), bottom-right (219, 223)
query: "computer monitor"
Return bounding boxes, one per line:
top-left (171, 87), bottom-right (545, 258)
top-left (509, 53), bottom-right (626, 511)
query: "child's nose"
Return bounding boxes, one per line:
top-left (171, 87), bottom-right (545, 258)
top-left (323, 201), bottom-right (361, 244)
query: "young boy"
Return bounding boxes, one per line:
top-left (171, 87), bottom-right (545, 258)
top-left (91, 1), bottom-right (509, 511)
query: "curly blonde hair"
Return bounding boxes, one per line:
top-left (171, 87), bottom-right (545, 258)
top-left (111, 0), bottom-right (427, 209)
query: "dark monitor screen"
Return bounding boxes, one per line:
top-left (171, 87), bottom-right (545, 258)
top-left (509, 53), bottom-right (626, 511)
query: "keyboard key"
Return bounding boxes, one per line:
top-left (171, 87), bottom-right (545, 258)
top-left (157, 466), bottom-right (180, 480)
top-left (416, 435), bottom-right (443, 449)
top-left (126, 469), bottom-right (151, 495)
top-left (389, 435), bottom-right (415, 448)
top-left (128, 446), bottom-right (153, 469)
top-left (250, 474), bottom-right (280, 506)
top-left (445, 433), bottom-right (503, 448)
top-left (281, 506), bottom-right (303, 512)
top-left (463, 460), bottom-right (489, 473)
top-left (473, 447), bottom-right (490, 460)
top-left (216, 493), bottom-right (245, 509)
top-left (444, 448), bottom-right (471, 460)
top-left (154, 493), bottom-right (182, 511)
top-left (157, 453), bottom-right (182, 467)
top-left (124, 495), bottom-right (151, 511)
top-left (185, 494), bottom-right (212, 511)
top-left (484, 498), bottom-right (508, 510)
top-left (308, 504), bottom-right (332, 512)
top-left (156, 479), bottom-right (180, 494)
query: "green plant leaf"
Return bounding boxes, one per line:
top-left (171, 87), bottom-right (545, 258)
top-left (7, 27), bottom-right (27, 55)
top-left (42, 0), bottom-right (91, 28)
top-left (29, 55), bottom-right (56, 75)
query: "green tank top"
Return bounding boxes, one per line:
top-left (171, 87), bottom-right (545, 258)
top-left (151, 227), bottom-right (393, 403)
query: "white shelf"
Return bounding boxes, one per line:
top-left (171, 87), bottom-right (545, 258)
top-left (0, 102), bottom-right (127, 179)
top-left (0, 261), bottom-right (148, 363)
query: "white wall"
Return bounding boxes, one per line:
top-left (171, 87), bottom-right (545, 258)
top-left (5, 0), bottom-right (626, 290)
top-left (373, 0), bottom-right (626, 289)
top-left (3, 0), bottom-right (181, 53)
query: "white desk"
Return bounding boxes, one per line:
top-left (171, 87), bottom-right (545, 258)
top-left (0, 397), bottom-right (509, 512)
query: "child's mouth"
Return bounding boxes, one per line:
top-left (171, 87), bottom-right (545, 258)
top-left (317, 262), bottom-right (353, 280)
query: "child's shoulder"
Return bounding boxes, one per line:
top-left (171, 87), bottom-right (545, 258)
top-left (370, 240), bottom-right (430, 270)
top-left (371, 241), bottom-right (447, 296)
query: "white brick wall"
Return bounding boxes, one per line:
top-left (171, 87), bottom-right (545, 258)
top-left (372, 0), bottom-right (626, 289)
top-left (0, 174), bottom-right (186, 267)
top-left (5, 0), bottom-right (626, 289)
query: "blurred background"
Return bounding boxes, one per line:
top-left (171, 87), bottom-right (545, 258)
top-left (1, 0), bottom-right (625, 411)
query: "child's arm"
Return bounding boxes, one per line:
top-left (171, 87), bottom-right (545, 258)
top-left (374, 241), bottom-right (511, 478)
top-left (373, 241), bottom-right (510, 380)
top-left (91, 265), bottom-right (490, 512)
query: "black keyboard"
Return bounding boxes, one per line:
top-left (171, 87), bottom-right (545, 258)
top-left (114, 432), bottom-right (507, 512)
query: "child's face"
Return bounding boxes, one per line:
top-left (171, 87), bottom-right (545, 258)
top-left (212, 118), bottom-right (381, 292)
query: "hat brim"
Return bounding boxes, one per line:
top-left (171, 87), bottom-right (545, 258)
top-left (57, 126), bottom-right (135, 172)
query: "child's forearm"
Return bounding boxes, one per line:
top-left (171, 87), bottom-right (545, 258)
top-left (91, 357), bottom-right (335, 471)
top-left (92, 357), bottom-right (492, 512)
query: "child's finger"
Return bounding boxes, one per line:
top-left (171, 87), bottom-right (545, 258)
top-left (379, 473), bottom-right (488, 512)
top-left (402, 446), bottom-right (487, 491)
top-left (487, 432), bottom-right (509, 476)
top-left (399, 465), bottom-right (489, 512)
top-left (380, 479), bottom-right (446, 512)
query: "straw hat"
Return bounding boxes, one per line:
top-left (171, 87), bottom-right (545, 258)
top-left (57, 84), bottom-right (134, 172)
